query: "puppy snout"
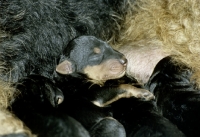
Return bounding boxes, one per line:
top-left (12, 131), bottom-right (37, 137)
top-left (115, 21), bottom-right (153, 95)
top-left (119, 57), bottom-right (127, 66)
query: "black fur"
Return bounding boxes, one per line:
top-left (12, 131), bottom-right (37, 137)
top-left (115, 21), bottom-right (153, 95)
top-left (10, 74), bottom-right (127, 137)
top-left (11, 56), bottom-right (200, 137)
top-left (0, 0), bottom-right (127, 82)
top-left (2, 0), bottom-right (200, 137)
top-left (110, 78), bottom-right (186, 137)
top-left (145, 57), bottom-right (200, 137)
top-left (111, 57), bottom-right (200, 137)
top-left (10, 35), bottom-right (128, 137)
top-left (10, 75), bottom-right (91, 137)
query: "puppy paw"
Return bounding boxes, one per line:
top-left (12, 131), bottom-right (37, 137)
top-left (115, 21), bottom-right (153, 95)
top-left (135, 89), bottom-right (155, 101)
top-left (120, 84), bottom-right (155, 101)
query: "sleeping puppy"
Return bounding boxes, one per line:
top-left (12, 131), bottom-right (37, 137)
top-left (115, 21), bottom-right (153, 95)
top-left (145, 56), bottom-right (200, 137)
top-left (55, 35), bottom-right (155, 105)
top-left (10, 75), bottom-right (90, 137)
top-left (10, 36), bottom-right (154, 137)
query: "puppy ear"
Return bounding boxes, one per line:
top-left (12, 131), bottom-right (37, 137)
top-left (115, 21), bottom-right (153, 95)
top-left (56, 55), bottom-right (76, 74)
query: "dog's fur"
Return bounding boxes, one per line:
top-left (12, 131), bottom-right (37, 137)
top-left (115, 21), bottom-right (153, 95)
top-left (11, 75), bottom-right (91, 137)
top-left (111, 0), bottom-right (200, 87)
top-left (0, 79), bottom-right (35, 137)
top-left (0, 0), bottom-right (127, 135)
top-left (0, 109), bottom-right (36, 137)
top-left (9, 35), bottom-right (129, 137)
top-left (9, 35), bottom-right (155, 137)
top-left (2, 0), bottom-right (200, 136)
top-left (146, 56), bottom-right (200, 137)
top-left (0, 0), bottom-right (127, 83)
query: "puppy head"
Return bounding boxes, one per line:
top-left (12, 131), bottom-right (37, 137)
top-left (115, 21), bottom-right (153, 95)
top-left (56, 36), bottom-right (127, 84)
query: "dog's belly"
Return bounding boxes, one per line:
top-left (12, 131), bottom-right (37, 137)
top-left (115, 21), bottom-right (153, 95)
top-left (116, 40), bottom-right (169, 84)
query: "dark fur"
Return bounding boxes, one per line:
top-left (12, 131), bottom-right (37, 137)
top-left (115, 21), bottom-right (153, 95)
top-left (111, 57), bottom-right (200, 137)
top-left (10, 55), bottom-right (200, 137)
top-left (0, 0), bottom-right (127, 82)
top-left (10, 35), bottom-right (154, 137)
top-left (109, 77), bottom-right (186, 137)
top-left (10, 35), bottom-right (128, 137)
top-left (11, 67), bottom-right (188, 137)
top-left (10, 75), bottom-right (127, 137)
top-left (2, 0), bottom-right (200, 137)
top-left (10, 75), bottom-right (91, 137)
top-left (145, 57), bottom-right (200, 137)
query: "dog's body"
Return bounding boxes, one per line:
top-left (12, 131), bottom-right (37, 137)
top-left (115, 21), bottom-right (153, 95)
top-left (110, 56), bottom-right (200, 137)
top-left (2, 0), bottom-right (200, 136)
top-left (111, 0), bottom-right (200, 87)
top-left (0, 0), bottom-right (127, 83)
top-left (10, 35), bottom-right (154, 137)
top-left (11, 74), bottom-right (127, 137)
top-left (11, 75), bottom-right (91, 137)
top-left (146, 57), bottom-right (200, 137)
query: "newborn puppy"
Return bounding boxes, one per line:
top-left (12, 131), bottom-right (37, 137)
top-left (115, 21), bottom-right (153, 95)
top-left (11, 75), bottom-right (90, 137)
top-left (11, 36), bottom-right (154, 137)
top-left (55, 35), bottom-right (127, 84)
top-left (55, 36), bottom-right (155, 106)
top-left (146, 57), bottom-right (200, 137)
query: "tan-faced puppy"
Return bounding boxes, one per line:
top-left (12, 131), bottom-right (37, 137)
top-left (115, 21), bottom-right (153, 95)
top-left (55, 36), bottom-right (155, 107)
top-left (56, 35), bottom-right (127, 84)
top-left (10, 36), bottom-right (154, 137)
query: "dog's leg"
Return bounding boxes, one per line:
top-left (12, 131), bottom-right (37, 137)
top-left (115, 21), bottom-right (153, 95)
top-left (90, 84), bottom-right (155, 107)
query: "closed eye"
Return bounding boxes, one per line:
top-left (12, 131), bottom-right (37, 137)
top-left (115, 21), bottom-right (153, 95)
top-left (88, 53), bottom-right (103, 64)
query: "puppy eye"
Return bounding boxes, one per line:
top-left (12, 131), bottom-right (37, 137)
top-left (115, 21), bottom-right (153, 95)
top-left (88, 53), bottom-right (103, 63)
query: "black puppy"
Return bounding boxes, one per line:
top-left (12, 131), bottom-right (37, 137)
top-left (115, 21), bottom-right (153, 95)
top-left (55, 35), bottom-right (154, 103)
top-left (100, 73), bottom-right (185, 137)
top-left (11, 75), bottom-right (91, 137)
top-left (111, 56), bottom-right (200, 137)
top-left (10, 36), bottom-right (154, 137)
top-left (145, 57), bottom-right (200, 137)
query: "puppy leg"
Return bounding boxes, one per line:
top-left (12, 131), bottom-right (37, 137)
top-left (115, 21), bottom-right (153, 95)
top-left (90, 84), bottom-right (155, 107)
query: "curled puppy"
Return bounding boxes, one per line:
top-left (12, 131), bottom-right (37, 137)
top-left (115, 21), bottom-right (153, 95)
top-left (55, 35), bottom-right (155, 104)
top-left (11, 36), bottom-right (154, 137)
top-left (146, 57), bottom-right (200, 137)
top-left (11, 75), bottom-right (90, 137)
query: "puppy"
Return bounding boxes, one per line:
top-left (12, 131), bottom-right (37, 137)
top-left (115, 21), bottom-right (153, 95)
top-left (10, 36), bottom-right (154, 137)
top-left (11, 75), bottom-right (90, 137)
top-left (55, 35), bottom-right (155, 105)
top-left (145, 56), bottom-right (200, 137)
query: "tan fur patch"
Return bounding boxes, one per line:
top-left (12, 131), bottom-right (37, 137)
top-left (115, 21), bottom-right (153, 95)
top-left (83, 59), bottom-right (126, 83)
top-left (0, 109), bottom-right (36, 136)
top-left (0, 81), bottom-right (15, 108)
top-left (92, 84), bottom-right (154, 107)
top-left (110, 0), bottom-right (200, 88)
top-left (93, 47), bottom-right (101, 54)
top-left (0, 79), bottom-right (35, 136)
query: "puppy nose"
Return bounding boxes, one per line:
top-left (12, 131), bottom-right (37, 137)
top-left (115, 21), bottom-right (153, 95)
top-left (119, 57), bottom-right (127, 66)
